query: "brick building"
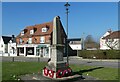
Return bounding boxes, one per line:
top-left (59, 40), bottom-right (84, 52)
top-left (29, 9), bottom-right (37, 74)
top-left (16, 16), bottom-right (66, 58)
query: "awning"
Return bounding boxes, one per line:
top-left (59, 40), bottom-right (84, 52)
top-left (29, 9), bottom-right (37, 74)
top-left (37, 45), bottom-right (47, 48)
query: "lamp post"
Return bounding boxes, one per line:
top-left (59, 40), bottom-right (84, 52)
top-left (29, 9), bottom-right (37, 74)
top-left (64, 2), bottom-right (70, 65)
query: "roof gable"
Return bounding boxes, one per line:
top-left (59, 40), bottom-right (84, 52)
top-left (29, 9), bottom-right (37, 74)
top-left (102, 31), bottom-right (120, 39)
top-left (2, 36), bottom-right (12, 44)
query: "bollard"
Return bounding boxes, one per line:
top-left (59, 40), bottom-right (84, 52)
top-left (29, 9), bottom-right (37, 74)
top-left (12, 57), bottom-right (14, 62)
top-left (38, 57), bottom-right (40, 62)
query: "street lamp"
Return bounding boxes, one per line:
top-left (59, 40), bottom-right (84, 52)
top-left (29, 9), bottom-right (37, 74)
top-left (64, 2), bottom-right (70, 65)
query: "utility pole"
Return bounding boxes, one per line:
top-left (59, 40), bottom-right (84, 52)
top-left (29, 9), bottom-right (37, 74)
top-left (82, 32), bottom-right (85, 50)
top-left (64, 2), bottom-right (70, 65)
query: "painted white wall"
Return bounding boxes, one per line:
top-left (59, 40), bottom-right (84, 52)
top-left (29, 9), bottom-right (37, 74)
top-left (100, 31), bottom-right (111, 50)
top-left (100, 38), bottom-right (110, 50)
top-left (8, 40), bottom-right (17, 56)
top-left (0, 37), bottom-right (5, 56)
top-left (100, 31), bottom-right (120, 50)
top-left (108, 39), bottom-right (120, 50)
top-left (69, 44), bottom-right (82, 50)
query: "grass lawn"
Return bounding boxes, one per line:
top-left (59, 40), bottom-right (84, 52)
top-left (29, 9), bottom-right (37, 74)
top-left (2, 62), bottom-right (119, 81)
top-left (70, 64), bottom-right (119, 80)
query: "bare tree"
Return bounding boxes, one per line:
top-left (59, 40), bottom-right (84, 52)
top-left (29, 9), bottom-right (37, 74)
top-left (105, 38), bottom-right (119, 50)
top-left (84, 35), bottom-right (99, 49)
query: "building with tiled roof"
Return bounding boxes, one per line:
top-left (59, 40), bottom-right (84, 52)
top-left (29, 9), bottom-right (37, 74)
top-left (16, 22), bottom-right (53, 44)
top-left (102, 31), bottom-right (120, 39)
top-left (0, 35), bottom-right (17, 56)
top-left (100, 30), bottom-right (120, 50)
top-left (16, 16), bottom-right (67, 58)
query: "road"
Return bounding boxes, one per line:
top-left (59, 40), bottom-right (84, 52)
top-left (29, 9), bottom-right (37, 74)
top-left (68, 57), bottom-right (119, 68)
top-left (1, 56), bottom-right (119, 68)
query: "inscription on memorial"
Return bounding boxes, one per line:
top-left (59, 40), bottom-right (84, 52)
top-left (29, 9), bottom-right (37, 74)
top-left (57, 50), bottom-right (63, 61)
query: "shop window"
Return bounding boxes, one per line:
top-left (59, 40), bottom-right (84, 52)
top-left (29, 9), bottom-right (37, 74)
top-left (20, 48), bottom-right (24, 54)
top-left (26, 47), bottom-right (34, 55)
top-left (46, 48), bottom-right (49, 55)
top-left (36, 48), bottom-right (40, 56)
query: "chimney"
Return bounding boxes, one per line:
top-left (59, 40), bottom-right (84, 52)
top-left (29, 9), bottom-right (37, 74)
top-left (12, 35), bottom-right (15, 38)
top-left (12, 35), bottom-right (15, 42)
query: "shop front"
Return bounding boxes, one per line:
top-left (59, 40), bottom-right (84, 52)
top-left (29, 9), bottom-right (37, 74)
top-left (36, 44), bottom-right (50, 58)
top-left (17, 44), bottom-right (51, 58)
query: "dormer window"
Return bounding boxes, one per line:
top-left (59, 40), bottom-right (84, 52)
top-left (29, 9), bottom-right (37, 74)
top-left (42, 27), bottom-right (48, 32)
top-left (19, 38), bottom-right (23, 44)
top-left (30, 29), bottom-right (34, 34)
top-left (21, 31), bottom-right (24, 36)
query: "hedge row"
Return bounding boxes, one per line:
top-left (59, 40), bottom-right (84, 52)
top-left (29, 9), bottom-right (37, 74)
top-left (78, 50), bottom-right (120, 59)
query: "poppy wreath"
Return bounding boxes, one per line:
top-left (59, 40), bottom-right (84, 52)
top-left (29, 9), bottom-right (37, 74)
top-left (44, 67), bottom-right (49, 76)
top-left (56, 70), bottom-right (63, 78)
top-left (67, 68), bottom-right (72, 75)
top-left (48, 70), bottom-right (54, 78)
top-left (62, 70), bottom-right (69, 77)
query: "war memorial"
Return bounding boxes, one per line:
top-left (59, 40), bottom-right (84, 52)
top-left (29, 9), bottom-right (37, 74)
top-left (20, 16), bottom-right (81, 81)
top-left (42, 16), bottom-right (80, 80)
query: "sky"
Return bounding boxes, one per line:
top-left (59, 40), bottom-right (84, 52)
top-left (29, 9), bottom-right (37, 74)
top-left (2, 2), bottom-right (118, 42)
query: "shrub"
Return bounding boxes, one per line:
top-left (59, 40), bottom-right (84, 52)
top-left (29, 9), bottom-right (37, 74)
top-left (78, 50), bottom-right (120, 59)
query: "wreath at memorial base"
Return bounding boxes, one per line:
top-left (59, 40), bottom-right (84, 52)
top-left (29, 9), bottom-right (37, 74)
top-left (43, 67), bottom-right (49, 76)
top-left (62, 70), bottom-right (69, 77)
top-left (48, 70), bottom-right (54, 78)
top-left (56, 70), bottom-right (63, 78)
top-left (67, 68), bottom-right (72, 75)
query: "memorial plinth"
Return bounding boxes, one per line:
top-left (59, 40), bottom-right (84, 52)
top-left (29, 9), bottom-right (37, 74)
top-left (43, 16), bottom-right (74, 79)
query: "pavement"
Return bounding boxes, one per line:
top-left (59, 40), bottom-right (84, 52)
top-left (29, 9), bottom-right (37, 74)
top-left (20, 73), bottom-right (98, 82)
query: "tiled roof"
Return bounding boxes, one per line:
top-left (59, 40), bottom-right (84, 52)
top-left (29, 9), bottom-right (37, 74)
top-left (2, 36), bottom-right (12, 44)
top-left (16, 22), bottom-right (53, 38)
top-left (102, 31), bottom-right (120, 39)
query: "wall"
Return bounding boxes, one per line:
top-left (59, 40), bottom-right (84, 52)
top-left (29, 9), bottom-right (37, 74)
top-left (0, 37), bottom-right (5, 56)
top-left (69, 44), bottom-right (82, 50)
top-left (8, 41), bottom-right (17, 56)
top-left (100, 31), bottom-right (111, 50)
top-left (16, 35), bottom-right (51, 44)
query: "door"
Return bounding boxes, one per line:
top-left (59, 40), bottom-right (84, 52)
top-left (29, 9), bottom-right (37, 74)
top-left (17, 48), bottom-right (19, 56)
top-left (40, 47), bottom-right (43, 57)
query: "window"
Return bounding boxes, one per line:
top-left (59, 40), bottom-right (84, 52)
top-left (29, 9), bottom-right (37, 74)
top-left (108, 39), bottom-right (113, 42)
top-left (28, 38), bottom-right (32, 44)
top-left (20, 47), bottom-right (24, 54)
top-left (45, 48), bottom-right (49, 55)
top-left (42, 27), bottom-right (48, 32)
top-left (30, 30), bottom-right (34, 34)
top-left (40, 37), bottom-right (45, 43)
top-left (21, 31), bottom-right (24, 36)
top-left (26, 47), bottom-right (34, 55)
top-left (19, 38), bottom-right (23, 44)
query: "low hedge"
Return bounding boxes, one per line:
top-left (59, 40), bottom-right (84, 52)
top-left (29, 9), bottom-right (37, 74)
top-left (78, 50), bottom-right (120, 59)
